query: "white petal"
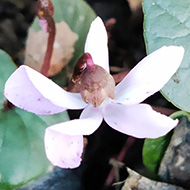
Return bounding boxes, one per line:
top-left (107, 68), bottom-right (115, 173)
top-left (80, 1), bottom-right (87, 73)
top-left (4, 65), bottom-right (87, 115)
top-left (45, 128), bottom-right (83, 168)
top-left (102, 100), bottom-right (178, 138)
top-left (44, 104), bottom-right (103, 168)
top-left (115, 46), bottom-right (185, 105)
top-left (85, 17), bottom-right (109, 72)
top-left (45, 104), bottom-right (103, 136)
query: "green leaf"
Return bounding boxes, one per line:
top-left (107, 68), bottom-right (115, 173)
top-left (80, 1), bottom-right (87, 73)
top-left (0, 108), bottom-right (69, 189)
top-left (0, 50), bottom-right (17, 110)
top-left (170, 110), bottom-right (190, 120)
top-left (143, 0), bottom-right (190, 112)
top-left (16, 107), bottom-right (69, 127)
top-left (142, 131), bottom-right (173, 175)
top-left (31, 0), bottom-right (96, 86)
top-left (0, 108), bottom-right (48, 189)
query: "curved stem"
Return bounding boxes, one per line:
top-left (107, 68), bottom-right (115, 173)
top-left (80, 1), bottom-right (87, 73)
top-left (36, 0), bottom-right (55, 77)
top-left (41, 15), bottom-right (56, 76)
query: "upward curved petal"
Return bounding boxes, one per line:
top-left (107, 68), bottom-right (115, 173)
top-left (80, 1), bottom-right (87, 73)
top-left (102, 100), bottom-right (178, 139)
top-left (115, 46), bottom-right (185, 105)
top-left (4, 65), bottom-right (87, 115)
top-left (44, 105), bottom-right (103, 168)
top-left (85, 17), bottom-right (109, 72)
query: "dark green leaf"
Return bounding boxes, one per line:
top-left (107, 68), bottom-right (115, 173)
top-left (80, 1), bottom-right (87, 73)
top-left (142, 131), bottom-right (173, 175)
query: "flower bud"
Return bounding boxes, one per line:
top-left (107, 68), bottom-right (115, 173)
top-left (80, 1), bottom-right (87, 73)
top-left (67, 53), bottom-right (89, 92)
top-left (80, 63), bottom-right (115, 107)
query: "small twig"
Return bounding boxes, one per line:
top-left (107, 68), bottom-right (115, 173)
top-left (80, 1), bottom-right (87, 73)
top-left (105, 136), bottom-right (136, 187)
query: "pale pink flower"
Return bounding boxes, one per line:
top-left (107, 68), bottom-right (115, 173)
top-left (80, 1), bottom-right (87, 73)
top-left (4, 17), bottom-right (184, 169)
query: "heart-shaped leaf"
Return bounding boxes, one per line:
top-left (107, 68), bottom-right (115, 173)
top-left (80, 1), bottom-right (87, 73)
top-left (143, 0), bottom-right (190, 112)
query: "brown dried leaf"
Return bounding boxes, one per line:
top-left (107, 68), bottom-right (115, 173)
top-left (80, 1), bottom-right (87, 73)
top-left (24, 21), bottom-right (78, 76)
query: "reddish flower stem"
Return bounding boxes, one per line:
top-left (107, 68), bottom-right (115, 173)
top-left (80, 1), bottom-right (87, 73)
top-left (36, 0), bottom-right (56, 77)
top-left (41, 16), bottom-right (55, 76)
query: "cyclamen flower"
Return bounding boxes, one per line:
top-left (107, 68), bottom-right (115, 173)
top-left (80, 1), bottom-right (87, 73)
top-left (4, 17), bottom-right (184, 169)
